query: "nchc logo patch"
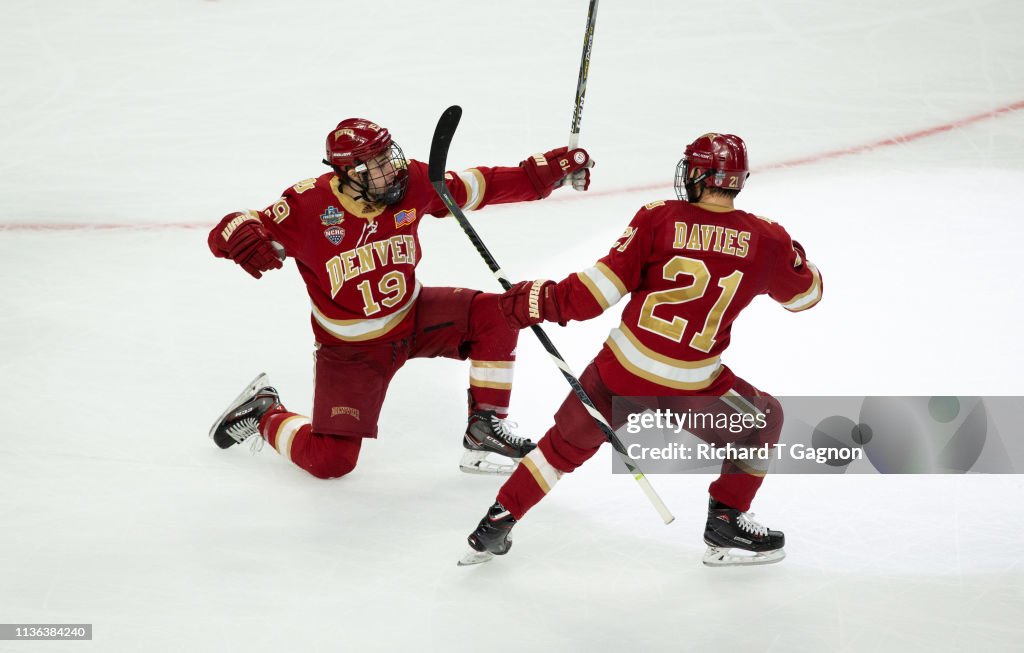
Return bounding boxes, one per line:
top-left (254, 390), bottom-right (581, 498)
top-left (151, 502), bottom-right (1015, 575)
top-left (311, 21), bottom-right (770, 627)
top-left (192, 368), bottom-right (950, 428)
top-left (324, 225), bottom-right (346, 245)
top-left (320, 206), bottom-right (344, 226)
top-left (393, 208), bottom-right (417, 229)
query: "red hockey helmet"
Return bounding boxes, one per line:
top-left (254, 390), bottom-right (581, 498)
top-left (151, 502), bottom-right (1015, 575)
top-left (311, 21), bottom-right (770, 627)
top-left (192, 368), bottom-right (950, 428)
top-left (324, 118), bottom-right (409, 205)
top-left (325, 118), bottom-right (393, 168)
top-left (674, 133), bottom-right (750, 202)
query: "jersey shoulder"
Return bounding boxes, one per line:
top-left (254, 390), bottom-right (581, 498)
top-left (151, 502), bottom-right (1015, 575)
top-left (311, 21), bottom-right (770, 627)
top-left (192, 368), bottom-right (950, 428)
top-left (275, 172), bottom-right (335, 199)
top-left (732, 209), bottom-right (795, 246)
top-left (406, 158), bottom-right (429, 177)
top-left (633, 198), bottom-right (687, 224)
top-left (395, 159), bottom-right (436, 210)
top-left (269, 172), bottom-right (338, 209)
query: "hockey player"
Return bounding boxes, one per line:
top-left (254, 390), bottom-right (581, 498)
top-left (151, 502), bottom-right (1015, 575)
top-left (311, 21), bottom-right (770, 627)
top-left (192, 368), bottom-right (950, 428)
top-left (462, 133), bottom-right (822, 566)
top-left (207, 118), bottom-right (593, 477)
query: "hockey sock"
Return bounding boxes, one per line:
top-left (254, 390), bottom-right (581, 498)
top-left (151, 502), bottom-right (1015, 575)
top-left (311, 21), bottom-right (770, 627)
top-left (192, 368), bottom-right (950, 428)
top-left (260, 409), bottom-right (311, 460)
top-left (467, 293), bottom-right (518, 418)
top-left (708, 470), bottom-right (765, 513)
top-left (260, 409), bottom-right (362, 479)
top-left (468, 361), bottom-right (514, 418)
top-left (496, 442), bottom-right (564, 519)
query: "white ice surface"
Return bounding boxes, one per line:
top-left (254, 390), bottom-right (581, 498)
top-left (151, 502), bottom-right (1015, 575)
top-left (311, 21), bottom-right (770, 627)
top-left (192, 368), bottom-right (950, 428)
top-left (1, 1), bottom-right (1023, 651)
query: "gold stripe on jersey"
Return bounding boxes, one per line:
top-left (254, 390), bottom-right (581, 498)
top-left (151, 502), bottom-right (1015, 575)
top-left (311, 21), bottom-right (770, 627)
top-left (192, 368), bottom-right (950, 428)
top-left (577, 262), bottom-right (628, 310)
top-left (457, 169), bottom-right (487, 211)
top-left (312, 282), bottom-right (422, 342)
top-left (605, 324), bottom-right (723, 390)
top-left (618, 324), bottom-right (721, 369)
top-left (521, 449), bottom-right (562, 494)
top-left (781, 263), bottom-right (822, 312)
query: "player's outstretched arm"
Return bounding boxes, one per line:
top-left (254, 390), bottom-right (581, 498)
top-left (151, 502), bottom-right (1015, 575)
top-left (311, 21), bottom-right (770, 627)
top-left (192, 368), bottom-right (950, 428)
top-left (429, 147), bottom-right (594, 217)
top-left (498, 208), bottom-right (652, 330)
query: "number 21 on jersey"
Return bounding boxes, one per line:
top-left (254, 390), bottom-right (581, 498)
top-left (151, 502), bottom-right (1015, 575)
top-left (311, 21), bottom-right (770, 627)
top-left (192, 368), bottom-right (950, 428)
top-left (638, 256), bottom-right (743, 353)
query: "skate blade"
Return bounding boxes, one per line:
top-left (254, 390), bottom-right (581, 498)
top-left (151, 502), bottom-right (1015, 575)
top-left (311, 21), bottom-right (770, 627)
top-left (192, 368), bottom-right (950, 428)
top-left (208, 373), bottom-right (269, 440)
top-left (702, 546), bottom-right (786, 567)
top-left (457, 548), bottom-right (495, 566)
top-left (459, 449), bottom-right (519, 476)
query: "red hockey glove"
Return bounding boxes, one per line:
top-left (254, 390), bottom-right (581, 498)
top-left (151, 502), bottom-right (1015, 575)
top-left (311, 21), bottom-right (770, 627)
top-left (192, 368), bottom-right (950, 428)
top-left (520, 147), bottom-right (593, 199)
top-left (500, 280), bottom-right (567, 329)
top-left (208, 212), bottom-right (284, 279)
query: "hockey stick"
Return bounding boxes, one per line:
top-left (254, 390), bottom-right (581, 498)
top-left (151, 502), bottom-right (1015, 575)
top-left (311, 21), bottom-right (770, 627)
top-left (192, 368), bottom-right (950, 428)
top-left (428, 106), bottom-right (674, 525)
top-left (569, 0), bottom-right (599, 149)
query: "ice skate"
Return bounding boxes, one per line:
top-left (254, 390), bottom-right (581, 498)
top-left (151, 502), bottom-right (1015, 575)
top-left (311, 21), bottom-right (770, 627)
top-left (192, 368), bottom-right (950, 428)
top-left (460, 410), bottom-right (536, 475)
top-left (208, 373), bottom-right (282, 449)
top-left (703, 498), bottom-right (786, 567)
top-left (458, 502), bottom-right (517, 566)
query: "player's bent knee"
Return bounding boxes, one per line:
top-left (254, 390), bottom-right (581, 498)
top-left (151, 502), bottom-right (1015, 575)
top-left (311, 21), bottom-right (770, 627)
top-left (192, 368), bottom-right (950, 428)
top-left (300, 434), bottom-right (363, 479)
top-left (303, 457), bottom-right (359, 480)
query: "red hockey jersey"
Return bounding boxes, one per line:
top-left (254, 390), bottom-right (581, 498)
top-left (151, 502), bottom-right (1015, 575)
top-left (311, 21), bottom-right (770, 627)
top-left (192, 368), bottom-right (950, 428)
top-left (219, 160), bottom-right (544, 345)
top-left (548, 200), bottom-right (823, 395)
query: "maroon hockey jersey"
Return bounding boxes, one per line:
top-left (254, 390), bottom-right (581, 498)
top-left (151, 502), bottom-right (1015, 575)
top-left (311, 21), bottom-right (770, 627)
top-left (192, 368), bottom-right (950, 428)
top-left (221, 160), bottom-right (544, 345)
top-left (547, 200), bottom-right (823, 394)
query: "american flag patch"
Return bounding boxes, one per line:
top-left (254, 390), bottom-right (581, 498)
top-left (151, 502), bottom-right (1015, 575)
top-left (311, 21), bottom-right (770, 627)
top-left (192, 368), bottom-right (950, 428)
top-left (393, 209), bottom-right (417, 229)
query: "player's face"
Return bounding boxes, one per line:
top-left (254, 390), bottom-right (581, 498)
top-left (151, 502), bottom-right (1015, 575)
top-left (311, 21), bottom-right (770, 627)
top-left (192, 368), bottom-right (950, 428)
top-left (364, 152), bottom-right (398, 195)
top-left (350, 143), bottom-right (409, 205)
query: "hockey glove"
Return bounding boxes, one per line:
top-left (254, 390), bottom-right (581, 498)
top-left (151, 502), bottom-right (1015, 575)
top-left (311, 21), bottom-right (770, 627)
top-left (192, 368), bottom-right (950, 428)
top-left (520, 147), bottom-right (593, 199)
top-left (209, 212), bottom-right (284, 279)
top-left (500, 280), bottom-right (567, 330)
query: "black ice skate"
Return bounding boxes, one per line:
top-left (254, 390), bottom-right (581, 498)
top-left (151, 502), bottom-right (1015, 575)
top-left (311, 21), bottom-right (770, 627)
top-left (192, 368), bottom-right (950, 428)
top-left (458, 502), bottom-right (517, 566)
top-left (460, 410), bottom-right (536, 475)
top-left (208, 373), bottom-right (282, 449)
top-left (703, 498), bottom-right (786, 566)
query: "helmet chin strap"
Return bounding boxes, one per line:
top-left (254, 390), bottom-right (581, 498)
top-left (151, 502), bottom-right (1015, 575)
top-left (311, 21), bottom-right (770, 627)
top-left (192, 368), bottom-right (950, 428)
top-left (351, 170), bottom-right (377, 204)
top-left (685, 168), bottom-right (712, 203)
top-left (358, 168), bottom-right (407, 206)
top-left (332, 164), bottom-right (378, 204)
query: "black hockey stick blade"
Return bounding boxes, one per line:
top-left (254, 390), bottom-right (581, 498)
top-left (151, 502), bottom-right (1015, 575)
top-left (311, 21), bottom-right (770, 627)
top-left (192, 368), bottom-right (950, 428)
top-left (428, 105), bottom-right (463, 184)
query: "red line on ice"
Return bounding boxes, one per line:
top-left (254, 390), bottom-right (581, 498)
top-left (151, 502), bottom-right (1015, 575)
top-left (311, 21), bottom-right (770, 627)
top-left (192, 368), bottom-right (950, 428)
top-left (549, 99), bottom-right (1024, 200)
top-left (3, 100), bottom-right (1022, 232)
